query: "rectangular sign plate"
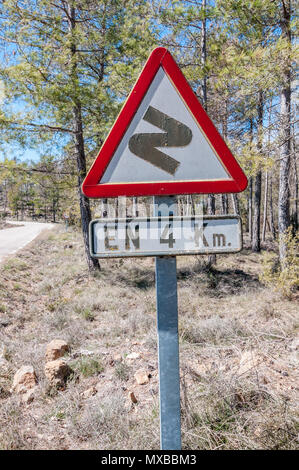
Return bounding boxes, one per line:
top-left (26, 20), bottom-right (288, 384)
top-left (90, 215), bottom-right (242, 258)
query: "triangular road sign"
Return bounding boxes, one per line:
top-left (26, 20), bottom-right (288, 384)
top-left (82, 47), bottom-right (247, 198)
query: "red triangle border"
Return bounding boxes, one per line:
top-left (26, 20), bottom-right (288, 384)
top-left (82, 47), bottom-right (248, 198)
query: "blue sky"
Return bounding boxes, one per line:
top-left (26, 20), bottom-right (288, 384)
top-left (0, 79), bottom-right (41, 163)
top-left (1, 144), bottom-right (40, 163)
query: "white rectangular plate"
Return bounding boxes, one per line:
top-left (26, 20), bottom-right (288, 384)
top-left (89, 215), bottom-right (242, 258)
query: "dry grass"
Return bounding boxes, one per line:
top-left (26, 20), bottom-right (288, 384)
top-left (0, 226), bottom-right (298, 449)
top-left (0, 222), bottom-right (16, 230)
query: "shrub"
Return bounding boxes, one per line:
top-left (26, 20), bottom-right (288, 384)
top-left (73, 357), bottom-right (104, 377)
top-left (260, 229), bottom-right (299, 298)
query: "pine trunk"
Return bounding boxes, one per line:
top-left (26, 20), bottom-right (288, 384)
top-left (252, 171), bottom-right (262, 252)
top-left (292, 154), bottom-right (298, 233)
top-left (248, 176), bottom-right (253, 239)
top-left (73, 102), bottom-right (99, 271)
top-left (278, 0), bottom-right (292, 267)
top-left (201, 0), bottom-right (215, 267)
top-left (231, 194), bottom-right (239, 215)
top-left (207, 194), bottom-right (216, 266)
top-left (102, 198), bottom-right (108, 218)
top-left (252, 91), bottom-right (263, 252)
top-left (269, 173), bottom-right (276, 240)
top-left (133, 197), bottom-right (139, 217)
top-left (221, 194), bottom-right (228, 215)
top-left (262, 172), bottom-right (268, 242)
top-left (68, 3), bottom-right (99, 271)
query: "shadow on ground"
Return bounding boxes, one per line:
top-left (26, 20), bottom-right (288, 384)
top-left (99, 260), bottom-right (262, 297)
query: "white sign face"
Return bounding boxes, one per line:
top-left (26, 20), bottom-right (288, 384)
top-left (90, 216), bottom-right (242, 258)
top-left (101, 67), bottom-right (231, 184)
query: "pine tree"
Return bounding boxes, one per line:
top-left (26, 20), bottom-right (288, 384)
top-left (0, 0), bottom-right (155, 269)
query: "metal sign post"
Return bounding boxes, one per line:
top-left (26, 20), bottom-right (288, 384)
top-left (88, 209), bottom-right (243, 450)
top-left (154, 195), bottom-right (181, 450)
top-left (82, 47), bottom-right (248, 452)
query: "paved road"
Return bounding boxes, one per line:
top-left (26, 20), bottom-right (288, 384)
top-left (0, 221), bottom-right (55, 263)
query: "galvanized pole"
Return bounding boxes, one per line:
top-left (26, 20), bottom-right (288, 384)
top-left (154, 195), bottom-right (181, 450)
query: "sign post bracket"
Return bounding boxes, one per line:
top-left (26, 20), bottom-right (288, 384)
top-left (154, 195), bottom-right (181, 450)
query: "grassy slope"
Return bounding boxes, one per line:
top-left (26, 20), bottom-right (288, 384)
top-left (0, 226), bottom-right (298, 450)
top-left (0, 222), bottom-right (22, 230)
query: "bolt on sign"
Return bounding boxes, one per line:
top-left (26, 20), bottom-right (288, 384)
top-left (82, 47), bottom-right (248, 451)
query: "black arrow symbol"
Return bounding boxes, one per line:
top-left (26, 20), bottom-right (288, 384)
top-left (128, 106), bottom-right (192, 175)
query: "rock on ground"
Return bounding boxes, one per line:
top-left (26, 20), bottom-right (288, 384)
top-left (134, 369), bottom-right (150, 385)
top-left (11, 365), bottom-right (37, 394)
top-left (45, 339), bottom-right (69, 362)
top-left (128, 391), bottom-right (138, 403)
top-left (44, 359), bottom-right (71, 389)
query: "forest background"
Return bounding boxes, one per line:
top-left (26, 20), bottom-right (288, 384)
top-left (0, 0), bottom-right (297, 286)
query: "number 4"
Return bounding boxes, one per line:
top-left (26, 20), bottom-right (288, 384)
top-left (160, 223), bottom-right (175, 248)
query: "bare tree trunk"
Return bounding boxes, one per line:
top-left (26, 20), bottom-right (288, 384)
top-left (186, 195), bottom-right (191, 215)
top-left (102, 198), bottom-right (108, 217)
top-left (133, 197), bottom-right (139, 217)
top-left (52, 199), bottom-right (56, 223)
top-left (68, 3), bottom-right (99, 271)
top-left (207, 194), bottom-right (216, 266)
top-left (73, 101), bottom-right (99, 270)
top-left (252, 91), bottom-right (263, 252)
top-left (262, 95), bottom-right (273, 242)
top-left (278, 0), bottom-right (292, 267)
top-left (191, 196), bottom-right (196, 216)
top-left (221, 194), bottom-right (228, 215)
top-left (115, 197), bottom-right (119, 218)
top-left (247, 177), bottom-right (253, 238)
top-left (292, 156), bottom-right (298, 232)
top-left (269, 173), bottom-right (276, 240)
top-left (221, 99), bottom-right (229, 216)
top-left (231, 194), bottom-right (239, 215)
top-left (262, 171), bottom-right (268, 242)
top-left (252, 171), bottom-right (262, 251)
top-left (290, 124), bottom-right (298, 233)
top-left (200, 0), bottom-right (207, 109)
top-left (119, 196), bottom-right (127, 218)
top-left (200, 0), bottom-right (215, 267)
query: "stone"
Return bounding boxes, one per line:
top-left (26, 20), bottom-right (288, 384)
top-left (82, 386), bottom-right (97, 399)
top-left (134, 369), bottom-right (150, 385)
top-left (128, 391), bottom-right (138, 404)
top-left (44, 359), bottom-right (71, 388)
top-left (11, 365), bottom-right (37, 394)
top-left (45, 339), bottom-right (69, 362)
top-left (127, 352), bottom-right (141, 360)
